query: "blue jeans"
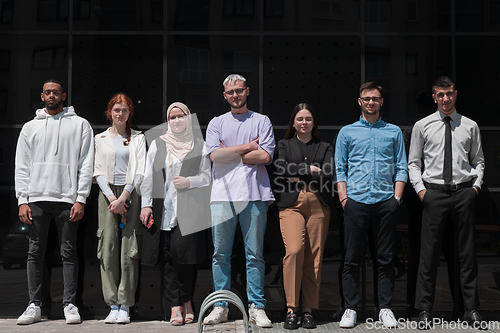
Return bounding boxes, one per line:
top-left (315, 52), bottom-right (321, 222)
top-left (211, 201), bottom-right (268, 308)
top-left (27, 201), bottom-right (79, 307)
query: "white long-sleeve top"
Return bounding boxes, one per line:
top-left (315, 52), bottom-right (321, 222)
top-left (93, 128), bottom-right (146, 196)
top-left (140, 139), bottom-right (211, 231)
top-left (15, 107), bottom-right (94, 205)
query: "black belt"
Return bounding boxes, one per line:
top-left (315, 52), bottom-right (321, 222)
top-left (424, 180), bottom-right (473, 191)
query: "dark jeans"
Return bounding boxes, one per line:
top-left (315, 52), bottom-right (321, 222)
top-left (27, 201), bottom-right (79, 307)
top-left (415, 187), bottom-right (479, 312)
top-left (342, 197), bottom-right (399, 310)
top-left (159, 228), bottom-right (196, 311)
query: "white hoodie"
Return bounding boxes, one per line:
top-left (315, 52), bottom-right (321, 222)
top-left (15, 106), bottom-right (94, 205)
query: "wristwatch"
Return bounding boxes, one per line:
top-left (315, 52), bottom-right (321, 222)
top-left (394, 196), bottom-right (402, 204)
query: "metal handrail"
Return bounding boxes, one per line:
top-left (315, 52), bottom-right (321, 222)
top-left (198, 290), bottom-right (249, 333)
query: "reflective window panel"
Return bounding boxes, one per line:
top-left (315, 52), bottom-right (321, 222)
top-left (264, 36), bottom-right (361, 126)
top-left (73, 0), bottom-right (163, 31)
top-left (166, 0), bottom-right (259, 31)
top-left (166, 35), bottom-right (260, 126)
top-left (456, 36), bottom-right (500, 126)
top-left (365, 36), bottom-right (452, 126)
top-left (0, 35), bottom-right (68, 124)
top-left (72, 35), bottom-right (163, 126)
top-left (264, 0), bottom-right (359, 32)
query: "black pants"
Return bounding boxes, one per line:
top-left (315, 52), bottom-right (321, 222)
top-left (27, 202), bottom-right (79, 307)
top-left (159, 228), bottom-right (196, 310)
top-left (342, 197), bottom-right (399, 310)
top-left (415, 187), bottom-right (479, 312)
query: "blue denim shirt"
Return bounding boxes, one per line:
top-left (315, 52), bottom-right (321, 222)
top-left (335, 116), bottom-right (408, 204)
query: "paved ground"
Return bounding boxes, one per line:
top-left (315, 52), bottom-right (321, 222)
top-left (1, 257), bottom-right (499, 332)
top-left (2, 314), bottom-right (500, 333)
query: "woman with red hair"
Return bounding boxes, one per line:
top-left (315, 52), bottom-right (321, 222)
top-left (93, 93), bottom-right (146, 324)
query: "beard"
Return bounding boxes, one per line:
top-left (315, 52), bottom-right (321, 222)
top-left (230, 102), bottom-right (245, 109)
top-left (45, 99), bottom-right (63, 110)
top-left (228, 98), bottom-right (247, 109)
top-left (226, 91), bottom-right (248, 110)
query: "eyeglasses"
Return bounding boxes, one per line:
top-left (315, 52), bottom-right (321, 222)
top-left (435, 91), bottom-right (455, 100)
top-left (43, 90), bottom-right (62, 96)
top-left (224, 88), bottom-right (246, 96)
top-left (112, 109), bottom-right (130, 114)
top-left (168, 115), bottom-right (186, 121)
top-left (360, 97), bottom-right (382, 103)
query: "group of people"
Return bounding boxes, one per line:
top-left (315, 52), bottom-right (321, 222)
top-left (13, 74), bottom-right (485, 330)
top-left (334, 78), bottom-right (484, 330)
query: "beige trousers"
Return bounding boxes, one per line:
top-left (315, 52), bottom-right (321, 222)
top-left (279, 189), bottom-right (330, 309)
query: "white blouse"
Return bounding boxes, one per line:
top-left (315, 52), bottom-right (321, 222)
top-left (93, 128), bottom-right (146, 197)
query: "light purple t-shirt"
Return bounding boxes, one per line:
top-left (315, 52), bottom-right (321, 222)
top-left (206, 110), bottom-right (275, 204)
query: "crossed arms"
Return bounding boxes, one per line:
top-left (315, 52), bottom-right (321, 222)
top-left (209, 137), bottom-right (271, 165)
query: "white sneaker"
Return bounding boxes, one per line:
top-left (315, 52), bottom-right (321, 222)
top-left (104, 304), bottom-right (119, 324)
top-left (117, 305), bottom-right (130, 324)
top-left (249, 304), bottom-right (272, 328)
top-left (203, 306), bottom-right (229, 325)
top-left (17, 303), bottom-right (41, 325)
top-left (339, 309), bottom-right (357, 328)
top-left (64, 303), bottom-right (81, 324)
top-left (379, 308), bottom-right (398, 328)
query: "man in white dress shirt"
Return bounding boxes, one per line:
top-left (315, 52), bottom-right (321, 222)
top-left (408, 76), bottom-right (485, 329)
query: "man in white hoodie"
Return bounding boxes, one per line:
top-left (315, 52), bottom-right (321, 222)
top-left (15, 79), bottom-right (94, 325)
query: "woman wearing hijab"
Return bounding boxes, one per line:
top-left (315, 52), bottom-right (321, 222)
top-left (93, 93), bottom-right (146, 324)
top-left (274, 103), bottom-right (334, 329)
top-left (140, 102), bottom-right (211, 326)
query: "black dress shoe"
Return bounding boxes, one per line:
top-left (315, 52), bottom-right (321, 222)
top-left (283, 310), bottom-right (299, 330)
top-left (417, 311), bottom-right (433, 330)
top-left (301, 312), bottom-right (316, 329)
top-left (463, 310), bottom-right (487, 330)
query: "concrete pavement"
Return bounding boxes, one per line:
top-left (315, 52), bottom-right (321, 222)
top-left (2, 312), bottom-right (500, 333)
top-left (1, 258), bottom-right (500, 332)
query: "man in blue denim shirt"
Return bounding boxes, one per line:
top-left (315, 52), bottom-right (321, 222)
top-left (335, 81), bottom-right (408, 329)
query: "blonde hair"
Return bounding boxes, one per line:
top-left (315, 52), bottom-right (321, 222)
top-left (223, 74), bottom-right (247, 88)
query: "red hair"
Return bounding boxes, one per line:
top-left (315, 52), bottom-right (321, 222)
top-left (105, 93), bottom-right (135, 145)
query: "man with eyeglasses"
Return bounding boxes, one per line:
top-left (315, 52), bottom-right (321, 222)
top-left (203, 74), bottom-right (275, 328)
top-left (335, 81), bottom-right (408, 328)
top-left (408, 76), bottom-right (485, 329)
top-left (15, 79), bottom-right (94, 325)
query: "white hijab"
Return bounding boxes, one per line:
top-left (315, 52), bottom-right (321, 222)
top-left (159, 102), bottom-right (194, 171)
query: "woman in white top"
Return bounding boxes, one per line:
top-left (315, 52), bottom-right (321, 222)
top-left (140, 102), bottom-right (211, 326)
top-left (93, 93), bottom-right (146, 324)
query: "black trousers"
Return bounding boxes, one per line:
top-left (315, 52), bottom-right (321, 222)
top-left (27, 202), bottom-right (79, 307)
top-left (159, 228), bottom-right (196, 311)
top-left (342, 197), bottom-right (399, 310)
top-left (415, 187), bottom-right (479, 312)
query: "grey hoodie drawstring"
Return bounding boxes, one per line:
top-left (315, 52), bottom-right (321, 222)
top-left (42, 112), bottom-right (63, 160)
top-left (54, 116), bottom-right (61, 156)
top-left (43, 117), bottom-right (48, 161)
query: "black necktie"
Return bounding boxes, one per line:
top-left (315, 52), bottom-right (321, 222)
top-left (443, 116), bottom-right (452, 184)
